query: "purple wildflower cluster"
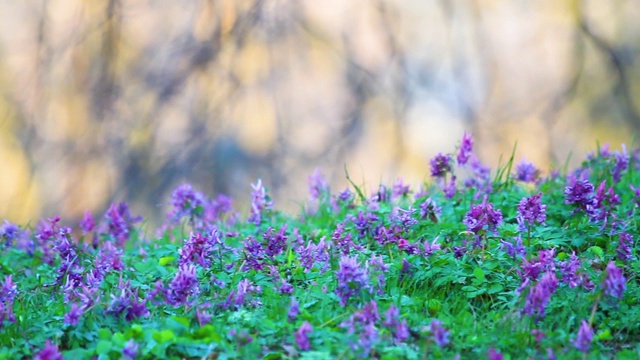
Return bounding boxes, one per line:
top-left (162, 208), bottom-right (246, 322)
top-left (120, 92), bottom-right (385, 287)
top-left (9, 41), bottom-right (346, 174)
top-left (602, 261), bottom-right (626, 300)
top-left (247, 179), bottom-right (273, 226)
top-left (514, 160), bottom-right (540, 183)
top-left (516, 192), bottom-right (546, 232)
top-left (430, 153), bottom-right (452, 178)
top-left (463, 195), bottom-right (504, 235)
top-left (457, 132), bottom-right (473, 165)
top-left (564, 178), bottom-right (597, 217)
top-left (0, 275), bottom-right (17, 328)
top-left (336, 256), bottom-right (370, 306)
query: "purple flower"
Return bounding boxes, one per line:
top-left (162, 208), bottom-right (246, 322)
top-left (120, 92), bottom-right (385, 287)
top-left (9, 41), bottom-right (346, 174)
top-left (564, 179), bottom-right (597, 217)
top-left (392, 178), bottom-right (411, 199)
top-left (122, 340), bottom-right (139, 360)
top-left (352, 211), bottom-right (379, 238)
top-left (559, 252), bottom-right (581, 288)
top-left (196, 303), bottom-right (212, 326)
top-left (295, 322), bottom-right (313, 351)
top-left (367, 255), bottom-right (388, 295)
top-left (573, 320), bottom-right (593, 353)
top-left (79, 211), bottom-right (95, 234)
top-left (463, 195), bottom-right (504, 234)
top-left (338, 188), bottom-right (354, 203)
top-left (288, 297), bottom-right (300, 321)
top-left (602, 261), bottom-right (626, 300)
top-left (517, 193), bottom-right (546, 231)
top-left (514, 160), bottom-right (540, 183)
top-left (34, 340), bottom-right (64, 360)
top-left (464, 154), bottom-right (492, 195)
top-left (457, 132), bottom-right (474, 165)
top-left (611, 145), bottom-right (629, 182)
top-left (430, 153), bottom-right (452, 178)
top-left (333, 223), bottom-right (361, 255)
top-left (308, 168), bottom-right (329, 201)
top-left (443, 176), bottom-right (457, 199)
top-left (0, 275), bottom-right (17, 304)
top-left (488, 348), bottom-right (504, 360)
top-left (247, 179), bottom-right (273, 226)
top-left (523, 272), bottom-right (558, 318)
top-left (618, 233), bottom-right (633, 262)
top-left (296, 237), bottom-right (330, 273)
top-left (429, 319), bottom-right (450, 347)
top-left (419, 198), bottom-right (441, 222)
top-left (167, 264), bottom-right (199, 306)
top-left (423, 237), bottom-right (442, 257)
top-left (178, 231), bottom-right (214, 267)
top-left (629, 184), bottom-right (640, 206)
top-left (500, 236), bottom-right (526, 258)
top-left (452, 246), bottom-right (467, 259)
top-left (264, 225), bottom-right (288, 258)
top-left (336, 256), bottom-right (370, 306)
top-left (168, 183), bottom-right (207, 224)
top-left (391, 207), bottom-right (418, 229)
top-left (103, 202), bottom-right (142, 247)
top-left (242, 236), bottom-right (266, 271)
top-left (64, 303), bottom-right (84, 326)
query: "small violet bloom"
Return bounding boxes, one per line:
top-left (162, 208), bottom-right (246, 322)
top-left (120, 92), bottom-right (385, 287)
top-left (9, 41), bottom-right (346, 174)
top-left (517, 192), bottom-right (546, 232)
top-left (295, 322), bottom-right (313, 351)
top-left (430, 153), bottom-right (452, 178)
top-left (514, 160), bottom-right (540, 183)
top-left (288, 297), bottom-right (300, 321)
top-left (457, 132), bottom-right (473, 166)
top-left (573, 320), bottom-right (593, 353)
top-left (34, 340), bottom-right (64, 360)
top-left (429, 319), bottom-right (450, 347)
top-left (618, 233), bottom-right (633, 262)
top-left (64, 303), bottom-right (84, 326)
top-left (602, 261), bottom-right (626, 300)
top-left (463, 195), bottom-right (504, 234)
top-left (336, 256), bottom-right (370, 306)
top-left (122, 340), bottom-right (139, 360)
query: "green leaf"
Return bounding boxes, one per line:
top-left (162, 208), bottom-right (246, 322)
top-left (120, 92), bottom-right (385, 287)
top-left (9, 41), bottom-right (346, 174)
top-left (153, 330), bottom-right (175, 343)
top-left (159, 256), bottom-right (175, 266)
top-left (488, 283), bottom-right (504, 294)
top-left (597, 328), bottom-right (612, 341)
top-left (588, 246), bottom-right (604, 260)
top-left (473, 267), bottom-right (486, 282)
top-left (98, 329), bottom-right (111, 340)
top-left (95, 340), bottom-right (112, 355)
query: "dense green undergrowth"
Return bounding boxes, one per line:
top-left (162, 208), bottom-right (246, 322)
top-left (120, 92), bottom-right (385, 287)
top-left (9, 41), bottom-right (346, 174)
top-left (1, 136), bottom-right (639, 359)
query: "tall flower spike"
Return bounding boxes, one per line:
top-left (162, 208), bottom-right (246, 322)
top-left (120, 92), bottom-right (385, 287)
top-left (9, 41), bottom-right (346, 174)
top-left (430, 153), bottom-right (452, 178)
top-left (335, 256), bottom-right (370, 306)
top-left (517, 192), bottom-right (546, 232)
top-left (457, 132), bottom-right (473, 165)
top-left (602, 261), bottom-right (626, 300)
top-left (573, 320), bottom-right (593, 354)
top-left (295, 322), bottom-right (312, 351)
top-left (514, 160), bottom-right (540, 183)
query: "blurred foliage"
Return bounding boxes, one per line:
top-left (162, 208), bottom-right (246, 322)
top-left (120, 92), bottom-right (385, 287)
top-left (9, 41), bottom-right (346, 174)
top-left (0, 0), bottom-right (639, 225)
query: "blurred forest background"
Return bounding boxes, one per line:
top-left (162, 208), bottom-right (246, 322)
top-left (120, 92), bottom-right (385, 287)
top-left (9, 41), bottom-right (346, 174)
top-left (0, 0), bottom-right (639, 226)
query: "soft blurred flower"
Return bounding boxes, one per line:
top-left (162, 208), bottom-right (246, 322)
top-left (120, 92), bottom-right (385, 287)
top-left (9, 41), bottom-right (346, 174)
top-left (34, 340), bottom-right (64, 360)
top-left (430, 153), bottom-right (452, 178)
top-left (514, 160), bottom-right (540, 183)
top-left (573, 320), bottom-right (593, 354)
top-left (517, 193), bottom-right (546, 231)
top-left (429, 319), bottom-right (450, 347)
top-left (64, 303), bottom-right (84, 326)
top-left (463, 195), bottom-right (503, 234)
top-left (602, 261), bottom-right (626, 300)
top-left (336, 256), bottom-right (370, 306)
top-left (457, 132), bottom-right (474, 166)
top-left (295, 322), bottom-right (312, 351)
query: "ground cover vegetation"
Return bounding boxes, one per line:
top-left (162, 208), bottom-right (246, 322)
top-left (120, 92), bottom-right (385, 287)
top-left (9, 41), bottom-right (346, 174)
top-left (0, 134), bottom-right (639, 359)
